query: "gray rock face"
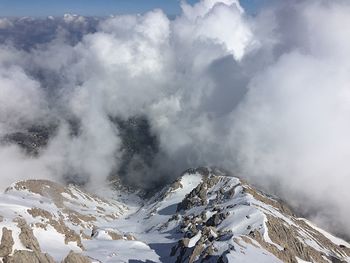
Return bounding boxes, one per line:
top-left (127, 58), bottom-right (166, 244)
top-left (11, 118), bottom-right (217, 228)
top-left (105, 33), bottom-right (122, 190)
top-left (177, 168), bottom-right (220, 212)
top-left (169, 168), bottom-right (350, 263)
top-left (0, 227), bottom-right (14, 257)
top-left (61, 251), bottom-right (92, 263)
top-left (205, 212), bottom-right (227, 227)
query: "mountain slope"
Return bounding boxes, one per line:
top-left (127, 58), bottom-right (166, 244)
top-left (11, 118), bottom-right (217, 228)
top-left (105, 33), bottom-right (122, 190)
top-left (0, 168), bottom-right (349, 262)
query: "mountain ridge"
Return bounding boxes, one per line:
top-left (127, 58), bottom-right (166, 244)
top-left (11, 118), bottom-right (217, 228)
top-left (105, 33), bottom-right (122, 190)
top-left (0, 167), bottom-right (349, 262)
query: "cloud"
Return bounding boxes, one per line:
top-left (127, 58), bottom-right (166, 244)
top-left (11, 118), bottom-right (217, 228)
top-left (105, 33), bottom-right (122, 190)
top-left (0, 18), bottom-right (12, 29)
top-left (179, 0), bottom-right (255, 60)
top-left (227, 0), bottom-right (350, 236)
top-left (0, 0), bottom-right (350, 237)
top-left (0, 63), bottom-right (49, 134)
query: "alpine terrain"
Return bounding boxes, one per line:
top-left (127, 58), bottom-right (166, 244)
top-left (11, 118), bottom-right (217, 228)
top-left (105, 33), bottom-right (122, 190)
top-left (0, 167), bottom-right (349, 263)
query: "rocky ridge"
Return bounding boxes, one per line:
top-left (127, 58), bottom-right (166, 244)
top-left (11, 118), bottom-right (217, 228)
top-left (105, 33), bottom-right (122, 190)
top-left (0, 168), bottom-right (349, 262)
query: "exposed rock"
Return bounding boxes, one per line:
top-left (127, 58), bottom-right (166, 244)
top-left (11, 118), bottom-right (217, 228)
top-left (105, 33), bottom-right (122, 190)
top-left (293, 218), bottom-right (350, 258)
top-left (173, 236), bottom-right (206, 263)
top-left (125, 233), bottom-right (136, 241)
top-left (170, 179), bottom-right (183, 191)
top-left (169, 169), bottom-right (350, 262)
top-left (177, 172), bottom-right (220, 212)
top-left (27, 207), bottom-right (53, 219)
top-left (8, 180), bottom-right (69, 208)
top-left (1, 168), bottom-right (350, 263)
top-left (27, 208), bottom-right (85, 250)
top-left (8, 179), bottom-right (119, 218)
top-left (242, 184), bottom-right (294, 216)
top-left (4, 250), bottom-right (55, 263)
top-left (8, 179), bottom-right (125, 251)
top-left (188, 243), bottom-right (205, 263)
top-left (63, 225), bottom-right (84, 250)
top-left (0, 227), bottom-right (14, 257)
top-left (90, 227), bottom-right (137, 242)
top-left (182, 238), bottom-right (191, 248)
top-left (61, 250), bottom-right (91, 263)
top-left (248, 214), bottom-right (346, 263)
top-left (205, 212), bottom-right (227, 227)
top-left (15, 218), bottom-right (41, 252)
top-left (202, 226), bottom-right (218, 241)
top-left (106, 230), bottom-right (124, 240)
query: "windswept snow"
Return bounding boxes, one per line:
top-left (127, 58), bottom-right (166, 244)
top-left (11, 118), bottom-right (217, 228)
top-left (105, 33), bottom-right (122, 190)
top-left (0, 169), bottom-right (349, 262)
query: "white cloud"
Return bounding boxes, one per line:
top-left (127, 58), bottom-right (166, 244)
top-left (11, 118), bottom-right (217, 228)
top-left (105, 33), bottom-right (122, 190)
top-left (0, 0), bottom-right (350, 236)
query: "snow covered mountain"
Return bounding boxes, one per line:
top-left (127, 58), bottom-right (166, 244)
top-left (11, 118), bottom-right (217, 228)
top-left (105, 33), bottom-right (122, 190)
top-left (0, 167), bottom-right (349, 262)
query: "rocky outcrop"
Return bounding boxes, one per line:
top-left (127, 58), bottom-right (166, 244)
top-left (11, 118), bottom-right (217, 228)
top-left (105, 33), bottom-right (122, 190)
top-left (0, 218), bottom-right (56, 262)
top-left (1, 168), bottom-right (349, 263)
top-left (61, 251), bottom-right (91, 263)
top-left (2, 179), bottom-right (127, 254)
top-left (172, 234), bottom-right (218, 263)
top-left (4, 250), bottom-right (55, 263)
top-left (205, 212), bottom-right (228, 227)
top-left (3, 249), bottom-right (92, 263)
top-left (242, 184), bottom-right (294, 217)
top-left (16, 218), bottom-right (41, 252)
top-left (177, 169), bottom-right (220, 212)
top-left (27, 207), bottom-right (85, 250)
top-left (168, 168), bottom-right (350, 263)
top-left (107, 230), bottom-right (136, 241)
top-left (0, 227), bottom-right (14, 257)
top-left (7, 179), bottom-right (124, 219)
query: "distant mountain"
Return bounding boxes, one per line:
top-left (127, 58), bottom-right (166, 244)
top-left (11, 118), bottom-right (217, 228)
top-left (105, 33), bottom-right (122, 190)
top-left (0, 167), bottom-right (349, 262)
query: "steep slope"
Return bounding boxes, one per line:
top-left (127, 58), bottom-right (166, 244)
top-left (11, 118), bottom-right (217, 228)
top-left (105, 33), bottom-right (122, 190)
top-left (0, 179), bottom-right (132, 262)
top-left (0, 168), bottom-right (349, 262)
top-left (111, 167), bottom-right (350, 263)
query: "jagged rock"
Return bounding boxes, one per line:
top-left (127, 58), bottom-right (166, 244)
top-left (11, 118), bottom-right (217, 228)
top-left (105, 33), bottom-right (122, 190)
top-left (61, 250), bottom-right (91, 263)
top-left (125, 233), bottom-right (136, 241)
top-left (202, 226), bottom-right (218, 241)
top-left (177, 173), bottom-right (220, 212)
top-left (0, 168), bottom-right (349, 262)
top-left (242, 185), bottom-right (294, 216)
top-left (189, 243), bottom-right (205, 263)
top-left (7, 179), bottom-right (126, 252)
top-left (182, 238), bottom-right (191, 248)
top-left (170, 169), bottom-right (350, 262)
top-left (173, 237), bottom-right (206, 263)
top-left (0, 227), bottom-right (14, 257)
top-left (170, 178), bottom-right (183, 191)
top-left (62, 226), bottom-right (84, 250)
top-left (4, 250), bottom-right (55, 263)
top-left (206, 212), bottom-right (227, 227)
top-left (27, 208), bottom-right (85, 250)
top-left (106, 230), bottom-right (123, 240)
top-left (248, 215), bottom-right (350, 263)
top-left (15, 218), bottom-right (41, 252)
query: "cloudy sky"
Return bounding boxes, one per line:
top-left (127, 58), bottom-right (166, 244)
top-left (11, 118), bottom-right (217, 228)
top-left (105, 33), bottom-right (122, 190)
top-left (0, 0), bottom-right (271, 16)
top-left (0, 0), bottom-right (349, 239)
